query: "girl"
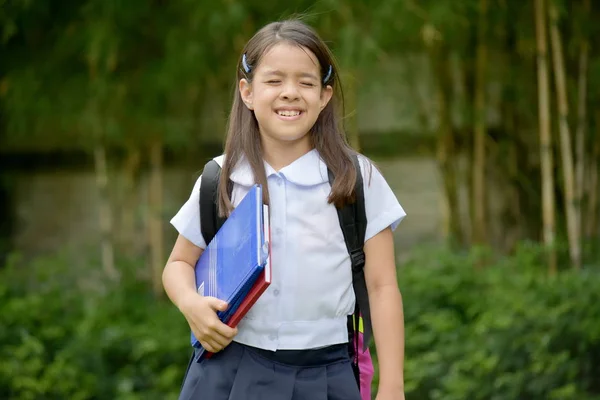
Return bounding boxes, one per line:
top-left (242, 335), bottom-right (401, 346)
top-left (163, 19), bottom-right (406, 400)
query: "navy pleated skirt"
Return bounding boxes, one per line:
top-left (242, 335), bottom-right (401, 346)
top-left (178, 341), bottom-right (362, 400)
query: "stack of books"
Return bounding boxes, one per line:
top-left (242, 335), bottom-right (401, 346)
top-left (191, 184), bottom-right (271, 362)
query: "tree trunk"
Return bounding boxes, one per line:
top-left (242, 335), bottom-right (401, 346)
top-left (548, 2), bottom-right (582, 270)
top-left (501, 101), bottom-right (523, 253)
top-left (535, 0), bottom-right (557, 275)
top-left (406, 55), bottom-right (430, 135)
top-left (94, 144), bottom-right (119, 281)
top-left (148, 139), bottom-right (164, 297)
top-left (119, 146), bottom-right (141, 257)
top-left (586, 114), bottom-right (599, 240)
top-left (472, 0), bottom-right (488, 247)
top-left (574, 0), bottom-right (589, 253)
top-left (429, 44), bottom-right (462, 247)
top-left (587, 153), bottom-right (598, 240)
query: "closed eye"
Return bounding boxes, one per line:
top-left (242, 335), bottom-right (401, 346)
top-left (301, 82), bottom-right (316, 87)
top-left (266, 80), bottom-right (281, 84)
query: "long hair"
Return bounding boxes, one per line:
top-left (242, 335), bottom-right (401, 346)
top-left (218, 19), bottom-right (358, 216)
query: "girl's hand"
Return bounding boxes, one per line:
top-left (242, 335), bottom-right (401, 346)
top-left (179, 293), bottom-right (238, 353)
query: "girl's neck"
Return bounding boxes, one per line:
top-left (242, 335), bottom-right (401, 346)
top-left (260, 135), bottom-right (313, 171)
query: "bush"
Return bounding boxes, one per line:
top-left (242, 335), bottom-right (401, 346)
top-left (1, 245), bottom-right (599, 399)
top-left (398, 245), bottom-right (600, 400)
top-left (0, 252), bottom-right (190, 400)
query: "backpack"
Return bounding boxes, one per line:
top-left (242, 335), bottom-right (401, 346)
top-left (198, 155), bottom-right (373, 392)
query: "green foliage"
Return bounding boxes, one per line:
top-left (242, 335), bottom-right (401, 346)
top-left (399, 246), bottom-right (600, 400)
top-left (3, 0), bottom-right (600, 156)
top-left (0, 253), bottom-right (190, 400)
top-left (2, 246), bottom-right (599, 399)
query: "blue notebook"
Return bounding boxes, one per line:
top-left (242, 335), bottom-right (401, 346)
top-left (191, 184), bottom-right (270, 357)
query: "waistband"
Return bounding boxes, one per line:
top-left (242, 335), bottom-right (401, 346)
top-left (234, 317), bottom-right (350, 351)
top-left (240, 342), bottom-right (350, 367)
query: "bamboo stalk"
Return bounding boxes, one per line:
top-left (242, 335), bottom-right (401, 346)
top-left (94, 144), bottom-right (119, 281)
top-left (472, 0), bottom-right (488, 247)
top-left (575, 0), bottom-right (590, 254)
top-left (429, 44), bottom-right (462, 247)
top-left (534, 0), bottom-right (557, 274)
top-left (120, 147), bottom-right (141, 256)
top-left (148, 138), bottom-right (165, 298)
top-left (549, 2), bottom-right (581, 270)
top-left (586, 113), bottom-right (599, 240)
top-left (587, 156), bottom-right (598, 239)
top-left (505, 102), bottom-right (522, 252)
top-left (406, 55), bottom-right (430, 135)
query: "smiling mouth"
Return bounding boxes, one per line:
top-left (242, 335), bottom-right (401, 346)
top-left (276, 110), bottom-right (302, 117)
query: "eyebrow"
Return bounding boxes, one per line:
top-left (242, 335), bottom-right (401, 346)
top-left (262, 70), bottom-right (319, 80)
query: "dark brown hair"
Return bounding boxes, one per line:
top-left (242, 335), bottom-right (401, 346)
top-left (218, 19), bottom-right (359, 216)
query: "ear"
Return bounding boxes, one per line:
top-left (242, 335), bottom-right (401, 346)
top-left (320, 85), bottom-right (333, 111)
top-left (239, 78), bottom-right (254, 110)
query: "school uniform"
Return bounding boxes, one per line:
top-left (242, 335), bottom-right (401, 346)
top-left (170, 149), bottom-right (406, 400)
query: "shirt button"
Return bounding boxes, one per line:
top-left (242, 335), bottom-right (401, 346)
top-left (269, 334), bottom-right (277, 340)
top-left (275, 228), bottom-right (283, 235)
top-left (273, 288), bottom-right (280, 296)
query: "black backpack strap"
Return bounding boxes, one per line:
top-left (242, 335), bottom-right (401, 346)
top-left (327, 154), bottom-right (371, 386)
top-left (199, 159), bottom-right (230, 245)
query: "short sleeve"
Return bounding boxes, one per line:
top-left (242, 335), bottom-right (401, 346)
top-left (170, 175), bottom-right (207, 249)
top-left (359, 156), bottom-right (407, 242)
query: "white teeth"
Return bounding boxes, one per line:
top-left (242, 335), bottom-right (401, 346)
top-left (277, 110), bottom-right (301, 117)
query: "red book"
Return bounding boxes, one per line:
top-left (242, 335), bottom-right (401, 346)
top-left (204, 205), bottom-right (272, 359)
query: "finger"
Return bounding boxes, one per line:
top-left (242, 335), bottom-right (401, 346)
top-left (205, 297), bottom-right (229, 312)
top-left (207, 330), bottom-right (231, 348)
top-left (204, 315), bottom-right (237, 340)
top-left (213, 322), bottom-right (238, 339)
top-left (200, 320), bottom-right (231, 347)
top-left (201, 338), bottom-right (223, 354)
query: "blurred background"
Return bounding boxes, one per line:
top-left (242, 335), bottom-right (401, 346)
top-left (1, 0), bottom-right (599, 399)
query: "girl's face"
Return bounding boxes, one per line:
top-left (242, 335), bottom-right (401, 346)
top-left (239, 43), bottom-right (333, 148)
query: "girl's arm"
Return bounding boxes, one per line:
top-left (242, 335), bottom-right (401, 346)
top-left (163, 234), bottom-right (238, 353)
top-left (162, 234), bottom-right (203, 311)
top-left (364, 227), bottom-right (405, 397)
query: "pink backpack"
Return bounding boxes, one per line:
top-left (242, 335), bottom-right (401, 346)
top-left (357, 329), bottom-right (374, 400)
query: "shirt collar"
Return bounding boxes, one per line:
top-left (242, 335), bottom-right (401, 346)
top-left (227, 149), bottom-right (329, 187)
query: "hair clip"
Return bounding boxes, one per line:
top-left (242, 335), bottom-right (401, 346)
top-left (242, 53), bottom-right (252, 74)
top-left (323, 65), bottom-right (333, 84)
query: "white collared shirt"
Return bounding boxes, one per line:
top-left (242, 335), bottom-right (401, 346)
top-left (170, 149), bottom-right (406, 350)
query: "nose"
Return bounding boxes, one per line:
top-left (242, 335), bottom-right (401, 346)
top-left (279, 81), bottom-right (300, 101)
